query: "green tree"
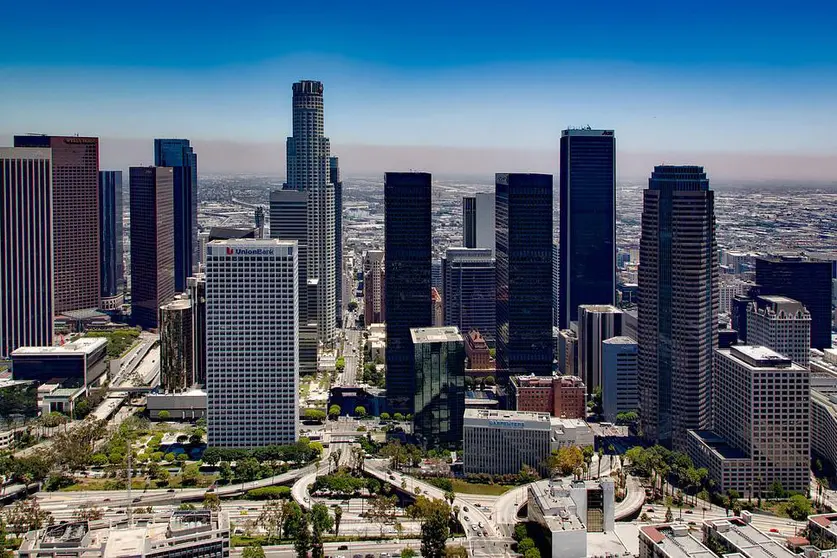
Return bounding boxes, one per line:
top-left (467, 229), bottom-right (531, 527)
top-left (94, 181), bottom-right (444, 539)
top-left (242, 545), bottom-right (266, 558)
top-left (393, 412), bottom-right (405, 421)
top-left (2, 499), bottom-right (53, 536)
top-left (786, 494), bottom-right (812, 521)
top-left (335, 357), bottom-right (346, 372)
top-left (513, 524), bottom-right (528, 542)
top-left (380, 412), bottom-right (391, 421)
top-left (91, 453), bottom-right (108, 466)
top-left (310, 504), bottom-right (334, 558)
top-left (176, 453), bottom-right (188, 462)
top-left (0, 520), bottom-right (12, 558)
top-left (400, 549), bottom-right (416, 558)
top-left (293, 513), bottom-right (311, 558)
top-left (203, 493), bottom-right (221, 511)
top-left (328, 405), bottom-right (341, 419)
top-left (484, 376), bottom-right (496, 386)
top-left (303, 409), bottom-right (327, 423)
top-left (283, 502), bottom-right (304, 539)
top-left (158, 410), bottom-right (171, 420)
top-left (445, 547), bottom-right (468, 558)
top-left (518, 538), bottom-right (535, 553)
top-left (219, 461), bottom-right (233, 483)
top-left (236, 458), bottom-right (261, 482)
top-left (181, 464), bottom-right (201, 486)
top-left (524, 549), bottom-right (541, 558)
top-left (164, 452), bottom-right (176, 462)
top-left (354, 406), bottom-right (367, 417)
top-left (665, 507), bottom-right (674, 523)
top-left (73, 505), bottom-right (104, 521)
top-left (420, 502), bottom-right (450, 558)
top-left (178, 503), bottom-right (196, 510)
top-left (333, 505), bottom-right (343, 536)
top-left (549, 445), bottom-right (584, 476)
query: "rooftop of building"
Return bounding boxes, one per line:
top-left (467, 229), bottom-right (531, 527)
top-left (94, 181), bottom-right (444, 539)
top-left (160, 297), bottom-right (192, 311)
top-left (511, 374), bottom-right (586, 388)
top-left (561, 128), bottom-right (615, 137)
top-left (411, 326), bottom-right (462, 344)
top-left (208, 226), bottom-right (259, 240)
top-left (58, 308), bottom-right (110, 321)
top-left (11, 336), bottom-right (107, 357)
top-left (639, 524), bottom-right (716, 558)
top-left (464, 408), bottom-right (551, 423)
top-left (528, 479), bottom-right (586, 532)
top-left (809, 513), bottom-right (837, 537)
top-left (579, 304), bottom-right (623, 314)
top-left (602, 336), bottom-right (637, 345)
top-left (688, 430), bottom-right (750, 460)
top-left (720, 345), bottom-right (804, 370)
top-left (705, 517), bottom-right (797, 558)
top-left (444, 247), bottom-right (493, 260)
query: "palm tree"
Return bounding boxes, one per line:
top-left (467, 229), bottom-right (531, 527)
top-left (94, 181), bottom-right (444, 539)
top-left (597, 448), bottom-right (604, 479)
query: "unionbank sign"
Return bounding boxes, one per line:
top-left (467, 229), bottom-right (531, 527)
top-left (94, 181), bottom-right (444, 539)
top-left (225, 247), bottom-right (275, 256)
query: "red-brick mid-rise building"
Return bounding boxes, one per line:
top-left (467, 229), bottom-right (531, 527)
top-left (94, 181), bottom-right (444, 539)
top-left (510, 374), bottom-right (587, 419)
top-left (465, 330), bottom-right (493, 371)
top-left (14, 135), bottom-right (100, 313)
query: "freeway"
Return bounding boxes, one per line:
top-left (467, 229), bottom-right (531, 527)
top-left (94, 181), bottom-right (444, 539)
top-left (363, 460), bottom-right (499, 540)
top-left (230, 540), bottom-right (422, 558)
top-left (339, 327), bottom-right (362, 387)
top-left (614, 475), bottom-right (645, 520)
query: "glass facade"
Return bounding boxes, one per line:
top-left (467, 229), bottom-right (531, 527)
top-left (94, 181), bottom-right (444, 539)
top-left (755, 256), bottom-right (832, 349)
top-left (154, 139), bottom-right (198, 293)
top-left (98, 170), bottom-right (123, 300)
top-left (462, 196), bottom-right (476, 248)
top-left (385, 172), bottom-right (433, 414)
top-left (441, 248), bottom-right (496, 342)
top-left (559, 130), bottom-right (616, 329)
top-left (412, 327), bottom-right (465, 448)
top-left (495, 173), bottom-right (554, 378)
top-left (130, 167), bottom-right (175, 330)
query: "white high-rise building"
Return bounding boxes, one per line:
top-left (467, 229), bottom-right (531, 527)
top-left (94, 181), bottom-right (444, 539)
top-left (205, 239), bottom-right (299, 447)
top-left (602, 336), bottom-right (638, 423)
top-left (285, 80), bottom-right (336, 342)
top-left (747, 295), bottom-right (811, 368)
top-left (719, 277), bottom-right (754, 314)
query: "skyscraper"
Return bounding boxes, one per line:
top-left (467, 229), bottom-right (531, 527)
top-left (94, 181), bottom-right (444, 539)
top-left (638, 165), bottom-right (718, 450)
top-left (411, 326), bottom-right (466, 448)
top-left (154, 139), bottom-right (198, 292)
top-left (558, 129), bottom-right (616, 329)
top-left (462, 196), bottom-right (476, 248)
top-left (159, 297), bottom-right (193, 392)
top-left (130, 166), bottom-right (175, 330)
top-left (495, 173), bottom-right (553, 377)
top-left (206, 239), bottom-right (299, 447)
top-left (270, 189), bottom-right (317, 376)
top-left (553, 243), bottom-right (560, 328)
top-left (385, 172), bottom-right (433, 414)
top-left (756, 255), bottom-right (832, 349)
top-left (578, 305), bottom-right (624, 394)
top-left (285, 80), bottom-right (336, 342)
top-left (98, 170), bottom-right (123, 311)
top-left (441, 247), bottom-right (496, 342)
top-left (14, 135), bottom-right (99, 313)
top-left (187, 274), bottom-right (206, 386)
top-left (461, 193), bottom-right (495, 254)
top-left (601, 336), bottom-right (638, 424)
top-left (330, 156), bottom-right (343, 327)
top-left (363, 250), bottom-right (386, 325)
top-left (746, 295), bottom-right (811, 368)
top-left (0, 148), bottom-right (53, 358)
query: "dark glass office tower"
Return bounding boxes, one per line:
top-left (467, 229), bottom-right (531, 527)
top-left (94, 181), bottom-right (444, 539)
top-left (638, 166), bottom-right (718, 450)
top-left (130, 167), bottom-right (175, 330)
top-left (442, 248), bottom-right (496, 342)
top-left (270, 189), bottom-right (318, 377)
top-left (558, 129), bottom-right (616, 329)
top-left (154, 139), bottom-right (197, 292)
top-left (756, 256), bottom-right (832, 349)
top-left (495, 173), bottom-right (554, 377)
top-left (330, 156), bottom-right (343, 326)
top-left (385, 172), bottom-right (433, 414)
top-left (462, 196), bottom-right (476, 248)
top-left (98, 171), bottom-right (123, 309)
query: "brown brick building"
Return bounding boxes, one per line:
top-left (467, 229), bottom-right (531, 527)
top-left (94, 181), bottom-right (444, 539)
top-left (510, 374), bottom-right (587, 419)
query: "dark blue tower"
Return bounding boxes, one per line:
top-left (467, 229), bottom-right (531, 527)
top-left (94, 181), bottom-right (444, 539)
top-left (495, 173), bottom-right (554, 378)
top-left (154, 139), bottom-right (197, 292)
top-left (559, 128), bottom-right (616, 329)
top-left (98, 170), bottom-right (123, 305)
top-left (385, 172), bottom-right (433, 414)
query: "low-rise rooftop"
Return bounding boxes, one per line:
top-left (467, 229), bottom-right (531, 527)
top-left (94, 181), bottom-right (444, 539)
top-left (11, 337), bottom-right (107, 357)
top-left (411, 326), bottom-right (463, 344)
top-left (640, 524), bottom-right (715, 558)
top-left (705, 517), bottom-right (797, 558)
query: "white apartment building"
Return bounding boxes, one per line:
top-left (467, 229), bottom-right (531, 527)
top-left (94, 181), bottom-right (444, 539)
top-left (747, 295), bottom-right (811, 368)
top-left (205, 240), bottom-right (299, 447)
top-left (719, 277), bottom-right (754, 314)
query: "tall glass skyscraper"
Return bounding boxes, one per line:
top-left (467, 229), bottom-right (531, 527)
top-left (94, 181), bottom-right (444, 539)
top-left (330, 156), bottom-right (343, 327)
top-left (98, 170), bottom-right (123, 310)
top-left (129, 166), bottom-right (175, 330)
top-left (1, 148), bottom-right (53, 358)
top-left (559, 129), bottom-right (616, 329)
top-left (411, 326), bottom-right (466, 448)
top-left (286, 81), bottom-right (336, 342)
top-left (441, 248), bottom-right (496, 342)
top-left (495, 173), bottom-right (554, 378)
top-left (14, 135), bottom-right (100, 313)
top-left (154, 139), bottom-right (197, 293)
top-left (638, 165), bottom-right (718, 450)
top-left (385, 172), bottom-right (433, 414)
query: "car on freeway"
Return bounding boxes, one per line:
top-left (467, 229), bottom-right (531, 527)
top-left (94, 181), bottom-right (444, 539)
top-left (337, 546), bottom-right (348, 551)
top-left (770, 528), bottom-right (779, 533)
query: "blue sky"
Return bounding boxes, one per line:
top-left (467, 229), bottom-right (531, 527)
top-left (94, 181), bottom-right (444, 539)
top-left (2, 0), bottom-right (837, 155)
